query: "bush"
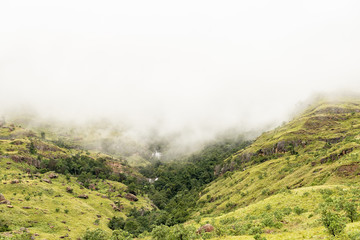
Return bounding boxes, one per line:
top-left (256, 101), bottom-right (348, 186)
top-left (29, 141), bottom-right (37, 154)
top-left (110, 229), bottom-right (133, 240)
top-left (152, 225), bottom-right (170, 240)
top-left (321, 209), bottom-right (346, 236)
top-left (254, 234), bottom-right (267, 240)
top-left (0, 219), bottom-right (10, 232)
top-left (294, 206), bottom-right (306, 215)
top-left (82, 228), bottom-right (109, 240)
top-left (151, 224), bottom-right (199, 240)
top-left (344, 202), bottom-right (358, 222)
top-left (108, 217), bottom-right (125, 230)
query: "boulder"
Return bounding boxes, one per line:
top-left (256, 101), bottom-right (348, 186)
top-left (48, 173), bottom-right (58, 179)
top-left (42, 179), bottom-right (52, 184)
top-left (66, 187), bottom-right (73, 193)
top-left (197, 224), bottom-right (214, 234)
top-left (78, 194), bottom-right (89, 199)
top-left (125, 193), bottom-right (138, 202)
top-left (0, 193), bottom-right (5, 201)
top-left (0, 194), bottom-right (10, 205)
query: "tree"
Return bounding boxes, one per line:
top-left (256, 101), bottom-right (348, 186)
top-left (29, 141), bottom-right (37, 154)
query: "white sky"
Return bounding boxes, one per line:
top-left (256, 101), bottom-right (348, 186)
top-left (1, 0), bottom-right (360, 140)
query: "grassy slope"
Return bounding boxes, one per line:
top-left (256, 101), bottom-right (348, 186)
top-left (191, 99), bottom-right (360, 239)
top-left (0, 124), bottom-right (153, 239)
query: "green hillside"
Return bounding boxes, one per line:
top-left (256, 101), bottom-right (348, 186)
top-left (0, 123), bottom-right (153, 239)
top-left (187, 99), bottom-right (360, 239)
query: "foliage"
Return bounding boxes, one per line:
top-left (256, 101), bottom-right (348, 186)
top-left (110, 229), bottom-right (133, 240)
top-left (254, 234), bottom-right (267, 240)
top-left (344, 201), bottom-right (358, 222)
top-left (82, 228), bottom-right (109, 240)
top-left (139, 138), bottom-right (251, 226)
top-left (29, 141), bottom-right (37, 154)
top-left (0, 219), bottom-right (10, 232)
top-left (108, 217), bottom-right (125, 230)
top-left (151, 224), bottom-right (199, 240)
top-left (321, 209), bottom-right (346, 236)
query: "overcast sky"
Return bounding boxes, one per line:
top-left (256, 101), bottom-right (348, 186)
top-left (1, 0), bottom-right (360, 140)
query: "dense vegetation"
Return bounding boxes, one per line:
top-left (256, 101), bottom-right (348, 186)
top-left (105, 137), bottom-right (252, 236)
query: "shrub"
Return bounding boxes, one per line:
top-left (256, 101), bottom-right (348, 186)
top-left (29, 142), bottom-right (37, 154)
top-left (294, 206), bottom-right (306, 215)
top-left (110, 229), bottom-right (133, 240)
top-left (108, 217), bottom-right (125, 230)
top-left (152, 225), bottom-right (170, 240)
top-left (0, 219), bottom-right (11, 232)
top-left (254, 234), bottom-right (267, 240)
top-left (82, 228), bottom-right (109, 240)
top-left (321, 209), bottom-right (346, 236)
top-left (344, 202), bottom-right (358, 222)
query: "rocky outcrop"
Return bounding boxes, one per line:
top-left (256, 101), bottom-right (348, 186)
top-left (78, 194), bottom-right (89, 199)
top-left (0, 193), bottom-right (10, 205)
top-left (48, 173), bottom-right (58, 179)
top-left (125, 193), bottom-right (138, 202)
top-left (319, 137), bottom-right (345, 144)
top-left (214, 139), bottom-right (308, 176)
top-left (42, 179), bottom-right (52, 184)
top-left (10, 155), bottom-right (40, 168)
top-left (320, 148), bottom-right (354, 164)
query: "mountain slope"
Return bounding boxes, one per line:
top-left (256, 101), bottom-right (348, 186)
top-left (199, 100), bottom-right (360, 214)
top-left (186, 100), bottom-right (360, 239)
top-left (0, 122), bottom-right (153, 239)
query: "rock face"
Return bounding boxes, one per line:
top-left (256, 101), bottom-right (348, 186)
top-left (197, 224), bottom-right (214, 234)
top-left (125, 193), bottom-right (138, 202)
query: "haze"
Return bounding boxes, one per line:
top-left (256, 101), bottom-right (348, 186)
top-left (1, 0), bottom-right (360, 148)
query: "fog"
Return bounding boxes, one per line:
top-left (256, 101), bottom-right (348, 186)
top-left (1, 1), bottom-right (360, 155)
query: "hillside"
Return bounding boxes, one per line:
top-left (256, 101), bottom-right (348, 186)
top-left (188, 99), bottom-right (360, 239)
top-left (0, 123), bottom-right (154, 239)
top-left (3, 99), bottom-right (360, 240)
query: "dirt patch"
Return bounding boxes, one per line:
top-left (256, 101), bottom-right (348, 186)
top-left (336, 163), bottom-right (360, 177)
